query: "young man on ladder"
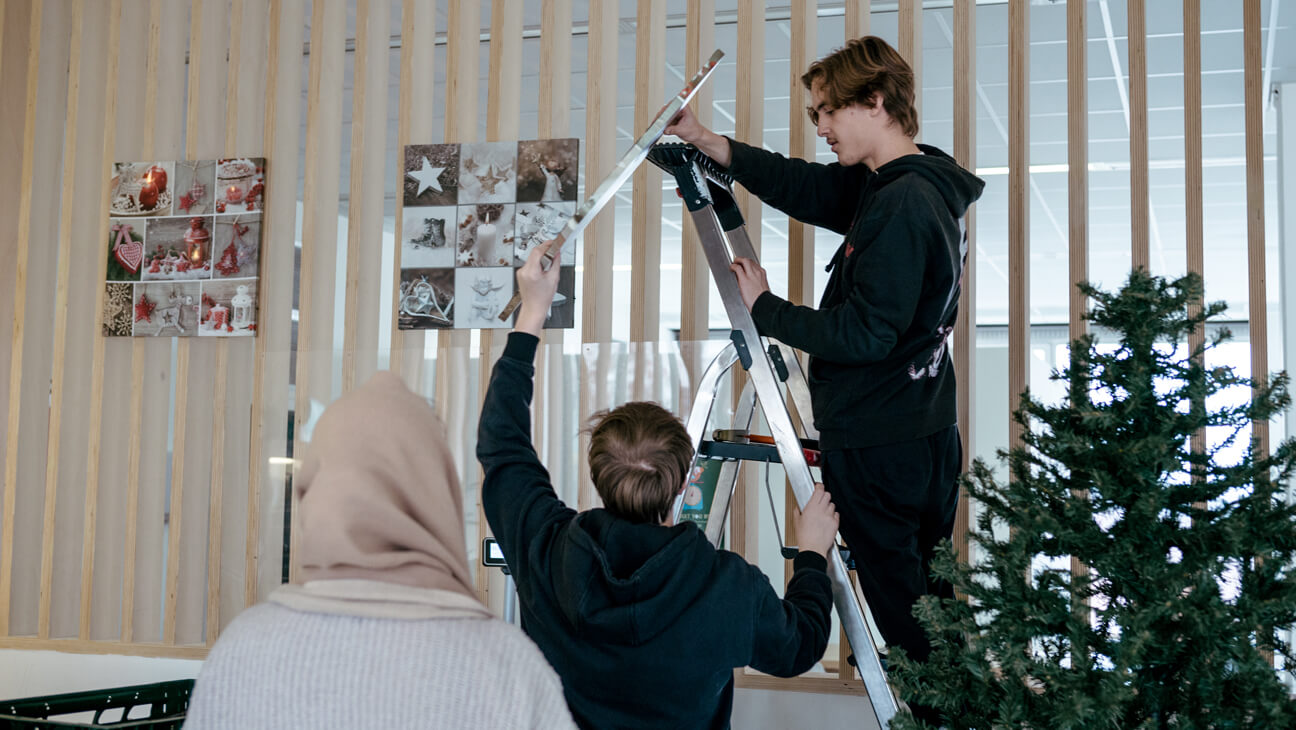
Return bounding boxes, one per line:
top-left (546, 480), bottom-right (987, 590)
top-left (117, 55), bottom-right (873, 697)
top-left (668, 36), bottom-right (984, 724)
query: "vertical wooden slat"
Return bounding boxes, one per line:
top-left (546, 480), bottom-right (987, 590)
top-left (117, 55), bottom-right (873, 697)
top-left (787, 0), bottom-right (816, 590)
top-left (679, 0), bottom-right (714, 344)
top-left (788, 0), bottom-right (815, 311)
top-left (37, 2), bottom-right (86, 640)
top-left (477, 0), bottom-right (522, 606)
top-left (1008, 0), bottom-right (1029, 452)
top-left (342, 0), bottom-right (391, 394)
top-left (79, 0), bottom-right (123, 641)
top-left (897, 0), bottom-right (921, 132)
top-left (0, 0), bottom-right (16, 524)
top-left (952, 0), bottom-right (975, 563)
top-left (730, 0), bottom-right (763, 562)
top-left (123, 0), bottom-right (187, 645)
top-left (219, 0), bottom-right (266, 630)
top-left (433, 0), bottom-right (477, 428)
top-left (630, 0), bottom-right (665, 343)
top-left (1184, 0), bottom-right (1205, 467)
top-left (1128, 0), bottom-right (1148, 271)
top-left (290, 0), bottom-right (346, 584)
top-left (845, 0), bottom-right (869, 39)
top-left (391, 0), bottom-right (437, 387)
top-left (578, 0), bottom-right (617, 512)
top-left (1244, 0), bottom-right (1269, 459)
top-left (246, 0), bottom-right (304, 607)
top-left (0, 0), bottom-right (42, 637)
top-left (534, 0), bottom-right (573, 496)
top-left (1066, 0), bottom-right (1090, 602)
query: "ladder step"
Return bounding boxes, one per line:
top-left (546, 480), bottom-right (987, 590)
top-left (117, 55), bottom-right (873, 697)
top-left (697, 440), bottom-right (823, 467)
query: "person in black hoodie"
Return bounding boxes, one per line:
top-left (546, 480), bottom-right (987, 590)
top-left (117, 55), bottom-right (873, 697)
top-left (478, 241), bottom-right (839, 730)
top-left (666, 35), bottom-right (985, 721)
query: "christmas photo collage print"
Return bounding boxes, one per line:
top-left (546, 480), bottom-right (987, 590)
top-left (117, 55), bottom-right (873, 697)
top-left (399, 138), bottom-right (579, 330)
top-left (104, 158), bottom-right (264, 337)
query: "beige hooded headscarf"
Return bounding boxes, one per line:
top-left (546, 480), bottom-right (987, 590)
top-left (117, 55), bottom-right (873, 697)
top-left (290, 371), bottom-right (476, 601)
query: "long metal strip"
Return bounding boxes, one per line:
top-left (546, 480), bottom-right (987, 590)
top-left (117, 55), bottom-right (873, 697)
top-left (668, 154), bottom-right (896, 725)
top-left (498, 48), bottom-right (724, 320)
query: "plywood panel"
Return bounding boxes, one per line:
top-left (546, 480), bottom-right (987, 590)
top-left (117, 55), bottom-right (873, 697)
top-left (630, 0), bottom-right (665, 343)
top-left (290, 0), bottom-right (346, 583)
top-left (0, 0), bottom-right (27, 510)
top-left (1008, 0), bottom-right (1028, 451)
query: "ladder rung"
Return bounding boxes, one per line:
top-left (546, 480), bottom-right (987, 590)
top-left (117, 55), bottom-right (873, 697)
top-left (698, 440), bottom-right (822, 467)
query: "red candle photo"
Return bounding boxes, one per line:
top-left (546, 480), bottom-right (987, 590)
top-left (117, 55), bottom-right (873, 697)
top-left (139, 174), bottom-right (159, 210)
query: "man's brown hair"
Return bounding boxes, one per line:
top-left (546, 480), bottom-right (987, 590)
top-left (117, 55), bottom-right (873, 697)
top-left (587, 402), bottom-right (693, 524)
top-left (801, 35), bottom-right (919, 138)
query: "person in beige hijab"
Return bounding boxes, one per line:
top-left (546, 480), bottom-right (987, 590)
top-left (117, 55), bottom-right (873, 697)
top-left (185, 371), bottom-right (575, 729)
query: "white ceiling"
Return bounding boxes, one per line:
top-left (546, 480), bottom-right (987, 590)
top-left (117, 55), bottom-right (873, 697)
top-left (312, 0), bottom-right (1293, 337)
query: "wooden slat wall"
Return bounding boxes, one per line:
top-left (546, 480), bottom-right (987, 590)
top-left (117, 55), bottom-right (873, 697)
top-left (433, 0), bottom-right (477, 431)
top-left (1243, 0), bottom-right (1269, 459)
top-left (1008, 0), bottom-right (1029, 451)
top-left (342, 0), bottom-right (392, 394)
top-left (578, 0), bottom-right (617, 512)
top-left (897, 0), bottom-right (921, 131)
top-left (1067, 0), bottom-right (1089, 595)
top-left (729, 0), bottom-right (763, 563)
top-left (391, 0), bottom-right (437, 388)
top-left (1128, 0), bottom-right (1148, 271)
top-left (630, 0), bottom-right (665, 344)
top-left (290, 0), bottom-right (346, 583)
top-left (952, 0), bottom-right (975, 561)
top-left (247, 0), bottom-right (302, 607)
top-left (845, 0), bottom-right (869, 39)
top-left (1, 0), bottom-right (46, 638)
top-left (1184, 0), bottom-right (1206, 463)
top-left (679, 0), bottom-right (714, 344)
top-left (535, 0), bottom-right (573, 501)
top-left (81, 0), bottom-right (123, 641)
top-left (478, 0), bottom-right (523, 608)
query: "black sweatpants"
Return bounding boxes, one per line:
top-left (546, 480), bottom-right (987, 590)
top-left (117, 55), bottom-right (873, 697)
top-left (819, 424), bottom-right (961, 665)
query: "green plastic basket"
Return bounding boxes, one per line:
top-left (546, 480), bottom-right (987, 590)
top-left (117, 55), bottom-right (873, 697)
top-left (0, 679), bottom-right (193, 729)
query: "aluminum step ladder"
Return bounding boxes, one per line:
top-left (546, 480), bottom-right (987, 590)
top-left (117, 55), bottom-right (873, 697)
top-left (649, 142), bottom-right (898, 728)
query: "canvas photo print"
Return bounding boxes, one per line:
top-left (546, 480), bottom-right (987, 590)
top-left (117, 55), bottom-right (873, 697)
top-left (401, 206), bottom-right (457, 269)
top-left (516, 138), bottom-right (579, 202)
top-left (404, 143), bottom-right (460, 207)
top-left (397, 138), bottom-right (579, 331)
top-left (398, 267), bottom-right (455, 330)
top-left (103, 158), bottom-right (265, 337)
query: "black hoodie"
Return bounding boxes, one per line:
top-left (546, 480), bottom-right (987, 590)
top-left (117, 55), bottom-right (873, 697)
top-left (478, 333), bottom-right (834, 730)
top-left (727, 140), bottom-right (985, 451)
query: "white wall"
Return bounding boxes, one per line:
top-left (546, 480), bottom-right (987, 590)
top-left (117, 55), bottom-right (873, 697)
top-left (0, 650), bottom-right (200, 700)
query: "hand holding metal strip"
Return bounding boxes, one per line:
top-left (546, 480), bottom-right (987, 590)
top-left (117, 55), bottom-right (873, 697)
top-left (497, 49), bottom-right (725, 321)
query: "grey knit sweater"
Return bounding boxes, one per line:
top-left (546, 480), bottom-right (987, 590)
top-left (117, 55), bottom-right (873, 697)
top-left (184, 601), bottom-right (576, 729)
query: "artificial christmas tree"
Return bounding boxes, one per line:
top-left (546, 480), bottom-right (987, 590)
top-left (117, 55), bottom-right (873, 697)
top-left (891, 271), bottom-right (1296, 729)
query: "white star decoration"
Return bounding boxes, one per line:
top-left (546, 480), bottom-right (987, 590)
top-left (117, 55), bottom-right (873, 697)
top-left (406, 157), bottom-right (445, 196)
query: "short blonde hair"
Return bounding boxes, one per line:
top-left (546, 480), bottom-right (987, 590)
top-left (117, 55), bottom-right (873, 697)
top-left (802, 36), bottom-right (919, 138)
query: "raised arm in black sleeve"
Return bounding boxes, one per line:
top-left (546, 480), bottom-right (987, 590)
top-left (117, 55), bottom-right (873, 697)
top-left (725, 138), bottom-right (871, 235)
top-left (476, 332), bottom-right (576, 588)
